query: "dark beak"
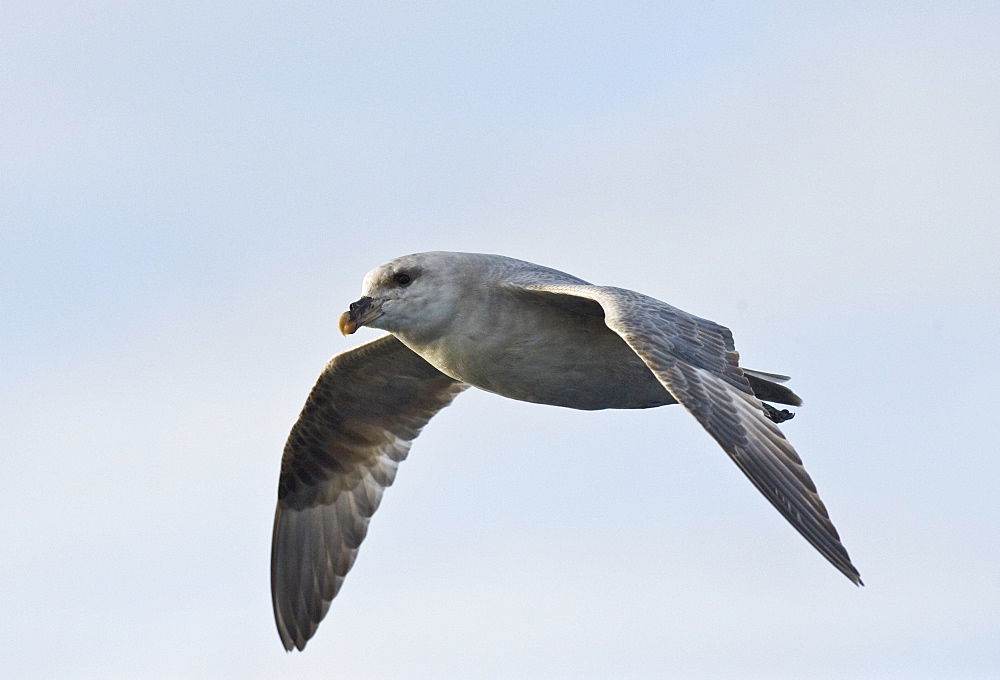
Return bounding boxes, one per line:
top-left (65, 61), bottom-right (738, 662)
top-left (338, 296), bottom-right (383, 335)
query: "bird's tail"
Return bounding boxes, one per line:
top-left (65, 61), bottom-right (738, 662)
top-left (743, 368), bottom-right (802, 406)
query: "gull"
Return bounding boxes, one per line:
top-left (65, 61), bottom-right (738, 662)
top-left (271, 251), bottom-right (861, 651)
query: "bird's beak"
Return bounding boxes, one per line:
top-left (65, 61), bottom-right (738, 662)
top-left (338, 296), bottom-right (383, 335)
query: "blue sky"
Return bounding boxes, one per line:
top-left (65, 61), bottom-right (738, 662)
top-left (2, 3), bottom-right (999, 678)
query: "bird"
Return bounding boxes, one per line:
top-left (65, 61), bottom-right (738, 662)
top-left (270, 251), bottom-right (861, 651)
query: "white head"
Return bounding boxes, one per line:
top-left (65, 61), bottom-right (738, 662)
top-left (339, 252), bottom-right (491, 345)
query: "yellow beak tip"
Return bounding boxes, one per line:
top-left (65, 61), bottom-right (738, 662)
top-left (338, 311), bottom-right (357, 336)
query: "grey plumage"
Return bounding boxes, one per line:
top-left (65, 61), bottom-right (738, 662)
top-left (271, 251), bottom-right (861, 651)
top-left (272, 336), bottom-right (466, 650)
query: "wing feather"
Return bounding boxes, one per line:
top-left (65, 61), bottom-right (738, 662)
top-left (518, 282), bottom-right (861, 584)
top-left (272, 335), bottom-right (467, 650)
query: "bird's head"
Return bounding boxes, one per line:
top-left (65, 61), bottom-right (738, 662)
top-left (339, 252), bottom-right (483, 344)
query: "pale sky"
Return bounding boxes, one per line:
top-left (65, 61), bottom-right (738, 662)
top-left (2, 3), bottom-right (999, 678)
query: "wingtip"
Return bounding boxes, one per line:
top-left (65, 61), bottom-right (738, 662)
top-left (278, 630), bottom-right (308, 652)
top-left (842, 565), bottom-right (863, 587)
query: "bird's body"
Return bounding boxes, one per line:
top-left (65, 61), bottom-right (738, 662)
top-left (392, 256), bottom-right (673, 409)
top-left (420, 303), bottom-right (669, 410)
top-left (271, 251), bottom-right (860, 651)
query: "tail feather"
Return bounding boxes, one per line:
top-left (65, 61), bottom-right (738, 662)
top-left (744, 369), bottom-right (802, 406)
top-left (742, 368), bottom-right (791, 383)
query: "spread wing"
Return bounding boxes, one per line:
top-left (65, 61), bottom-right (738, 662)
top-left (517, 282), bottom-right (862, 585)
top-left (272, 335), bottom-right (468, 650)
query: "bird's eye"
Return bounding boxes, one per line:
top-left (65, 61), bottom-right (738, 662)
top-left (393, 272), bottom-right (412, 286)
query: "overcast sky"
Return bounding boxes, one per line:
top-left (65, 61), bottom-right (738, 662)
top-left (3, 2), bottom-right (999, 678)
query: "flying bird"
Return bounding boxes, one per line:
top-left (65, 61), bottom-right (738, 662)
top-left (271, 251), bottom-right (861, 651)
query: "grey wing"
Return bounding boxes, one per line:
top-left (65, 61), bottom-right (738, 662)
top-left (272, 335), bottom-right (467, 651)
top-left (518, 282), bottom-right (861, 585)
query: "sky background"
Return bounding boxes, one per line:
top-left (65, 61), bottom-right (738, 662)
top-left (2, 2), bottom-right (999, 678)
